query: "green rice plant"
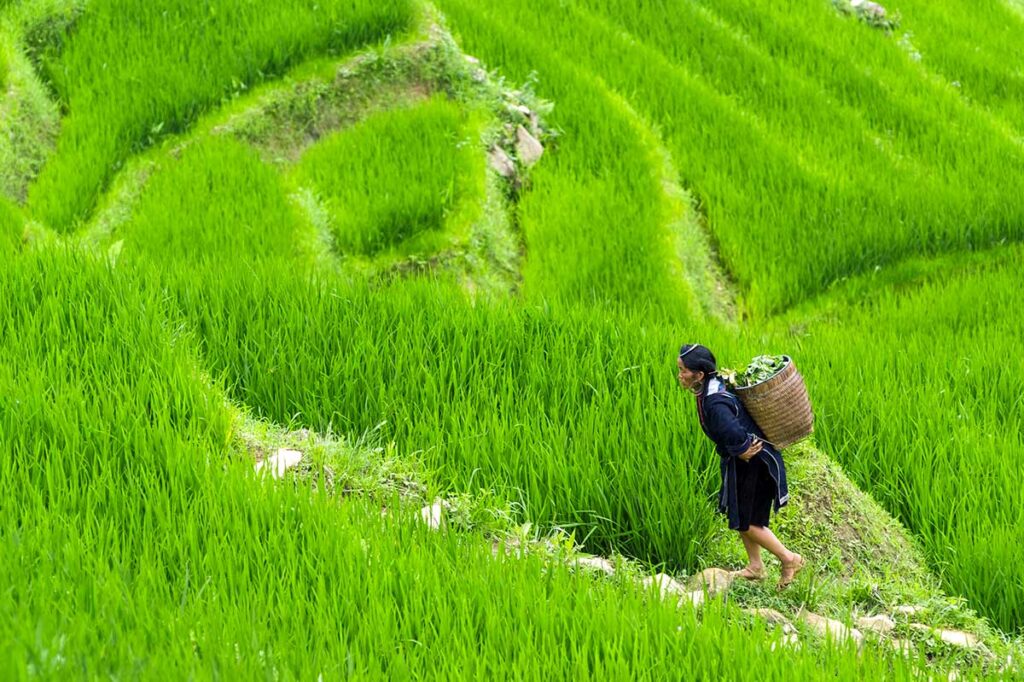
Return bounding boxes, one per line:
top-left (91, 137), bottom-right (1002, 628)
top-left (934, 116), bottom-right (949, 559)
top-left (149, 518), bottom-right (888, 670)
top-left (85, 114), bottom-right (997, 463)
top-left (142, 261), bottom-right (724, 567)
top-left (894, 0), bottom-right (1024, 137)
top-left (0, 249), bottom-right (235, 531)
top-left (451, 0), bottom-right (1024, 314)
top-left (779, 250), bottom-right (1024, 630)
top-left (119, 136), bottom-right (311, 267)
top-left (437, 0), bottom-right (694, 315)
top-left (0, 466), bottom-right (922, 678)
top-left (292, 97), bottom-right (474, 256)
top-left (25, 0), bottom-right (418, 232)
top-left (0, 251), bottom-right (935, 678)
top-left (0, 194), bottom-right (21, 253)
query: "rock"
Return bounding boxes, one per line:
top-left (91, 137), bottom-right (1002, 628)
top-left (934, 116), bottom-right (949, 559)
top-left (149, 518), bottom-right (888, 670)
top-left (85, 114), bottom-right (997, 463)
top-left (679, 590), bottom-right (705, 608)
top-left (771, 633), bottom-right (801, 651)
top-left (856, 614), bottom-right (896, 634)
top-left (487, 146), bottom-right (516, 178)
top-left (893, 605), bottom-right (925, 618)
top-left (503, 103), bottom-right (542, 137)
top-left (891, 639), bottom-right (915, 657)
top-left (799, 611), bottom-right (864, 647)
top-left (905, 624), bottom-right (978, 649)
top-left (937, 629), bottom-right (979, 649)
top-left (528, 114), bottom-right (542, 139)
top-left (506, 103), bottom-right (533, 118)
top-left (642, 573), bottom-right (687, 600)
top-left (515, 125), bottom-right (544, 167)
top-left (746, 608), bottom-right (795, 633)
top-left (691, 567), bottom-right (734, 596)
top-left (419, 499), bottom-right (445, 530)
top-left (574, 555), bottom-right (615, 576)
top-left (254, 448), bottom-right (303, 479)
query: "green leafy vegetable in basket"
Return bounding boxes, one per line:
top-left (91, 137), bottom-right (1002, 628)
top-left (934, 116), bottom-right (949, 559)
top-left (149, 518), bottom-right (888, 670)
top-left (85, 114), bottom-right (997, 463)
top-left (720, 355), bottom-right (788, 388)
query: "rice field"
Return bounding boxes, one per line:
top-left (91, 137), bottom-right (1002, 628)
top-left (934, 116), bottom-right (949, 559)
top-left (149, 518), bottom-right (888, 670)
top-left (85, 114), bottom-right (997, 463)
top-left (0, 249), bottom-right (932, 679)
top-left (439, 0), bottom-right (1024, 315)
top-left (292, 98), bottom-right (477, 256)
top-left (121, 137), bottom-right (310, 267)
top-left (2, 0), bottom-right (1023, 675)
top-left (777, 246), bottom-right (1024, 630)
top-left (25, 0), bottom-right (418, 231)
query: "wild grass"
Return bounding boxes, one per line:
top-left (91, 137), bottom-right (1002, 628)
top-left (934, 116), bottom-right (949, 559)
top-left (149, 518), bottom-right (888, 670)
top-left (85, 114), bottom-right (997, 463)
top-left (25, 0), bottom-right (418, 231)
top-left (0, 19), bottom-right (60, 202)
top-left (778, 247), bottom-right (1024, 631)
top-left (292, 97), bottom-right (475, 256)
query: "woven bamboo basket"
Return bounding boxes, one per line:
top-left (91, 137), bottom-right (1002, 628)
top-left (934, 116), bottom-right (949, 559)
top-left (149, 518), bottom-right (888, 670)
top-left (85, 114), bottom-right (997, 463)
top-left (733, 356), bottom-right (814, 449)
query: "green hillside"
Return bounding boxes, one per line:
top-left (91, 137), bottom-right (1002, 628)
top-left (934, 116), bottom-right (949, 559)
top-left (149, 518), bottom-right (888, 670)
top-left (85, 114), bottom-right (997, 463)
top-left (1, 0), bottom-right (1022, 677)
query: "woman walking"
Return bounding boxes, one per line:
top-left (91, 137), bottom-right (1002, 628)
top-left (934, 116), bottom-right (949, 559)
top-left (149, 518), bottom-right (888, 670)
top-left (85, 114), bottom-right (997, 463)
top-left (677, 343), bottom-right (805, 588)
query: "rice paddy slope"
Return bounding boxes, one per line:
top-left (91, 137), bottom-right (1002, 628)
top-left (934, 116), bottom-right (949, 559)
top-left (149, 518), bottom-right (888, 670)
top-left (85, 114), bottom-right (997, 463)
top-left (2, 0), bottom-right (1022, 677)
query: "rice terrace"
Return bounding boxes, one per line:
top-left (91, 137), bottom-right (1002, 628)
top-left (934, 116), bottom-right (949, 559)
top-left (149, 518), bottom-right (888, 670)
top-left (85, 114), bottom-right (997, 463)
top-left (2, 0), bottom-right (1023, 678)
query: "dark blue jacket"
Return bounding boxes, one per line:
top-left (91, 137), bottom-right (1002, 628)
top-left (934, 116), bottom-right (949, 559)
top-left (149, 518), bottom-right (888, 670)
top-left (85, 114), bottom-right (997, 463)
top-left (695, 377), bottom-right (789, 530)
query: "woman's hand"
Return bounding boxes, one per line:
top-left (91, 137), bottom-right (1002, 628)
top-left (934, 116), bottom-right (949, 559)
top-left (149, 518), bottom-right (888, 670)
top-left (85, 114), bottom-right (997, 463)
top-left (738, 438), bottom-right (763, 462)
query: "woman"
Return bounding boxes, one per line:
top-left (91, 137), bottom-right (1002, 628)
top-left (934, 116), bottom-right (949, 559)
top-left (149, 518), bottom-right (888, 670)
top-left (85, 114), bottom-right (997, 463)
top-left (677, 343), bottom-right (804, 588)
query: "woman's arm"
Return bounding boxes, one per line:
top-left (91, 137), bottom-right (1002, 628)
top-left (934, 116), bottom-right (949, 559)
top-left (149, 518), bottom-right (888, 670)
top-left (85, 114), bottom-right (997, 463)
top-left (704, 398), bottom-right (761, 460)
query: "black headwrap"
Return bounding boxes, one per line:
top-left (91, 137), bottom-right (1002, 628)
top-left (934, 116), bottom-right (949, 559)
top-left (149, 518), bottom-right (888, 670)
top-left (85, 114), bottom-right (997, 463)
top-left (678, 343), bottom-right (717, 376)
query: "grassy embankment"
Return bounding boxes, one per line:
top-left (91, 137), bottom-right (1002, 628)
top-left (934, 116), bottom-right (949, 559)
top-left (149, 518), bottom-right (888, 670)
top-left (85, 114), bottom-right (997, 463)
top-left (0, 3), bottom-right (61, 203)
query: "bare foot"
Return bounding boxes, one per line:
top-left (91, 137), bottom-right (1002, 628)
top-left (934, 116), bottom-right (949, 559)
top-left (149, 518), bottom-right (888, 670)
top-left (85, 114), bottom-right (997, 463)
top-left (732, 565), bottom-right (766, 581)
top-left (777, 554), bottom-right (805, 589)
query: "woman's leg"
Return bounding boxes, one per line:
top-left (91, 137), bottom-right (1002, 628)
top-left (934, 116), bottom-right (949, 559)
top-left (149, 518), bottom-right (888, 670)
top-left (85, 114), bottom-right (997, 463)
top-left (744, 525), bottom-right (804, 586)
top-left (742, 525), bottom-right (797, 565)
top-left (739, 531), bottom-right (764, 570)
